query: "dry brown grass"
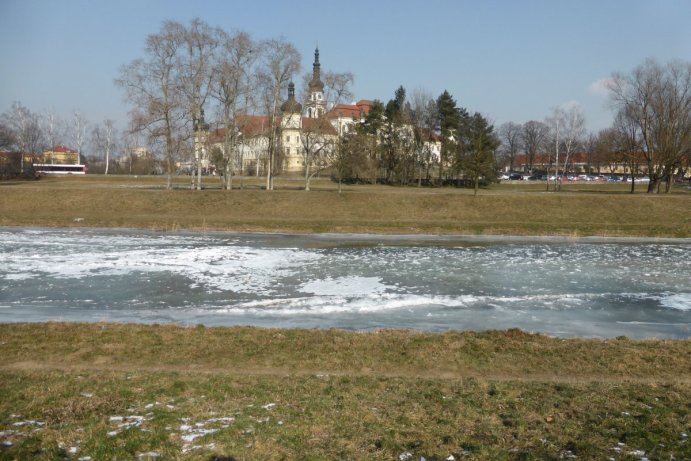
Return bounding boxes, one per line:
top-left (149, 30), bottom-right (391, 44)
top-left (2, 323), bottom-right (689, 383)
top-left (1, 175), bottom-right (690, 236)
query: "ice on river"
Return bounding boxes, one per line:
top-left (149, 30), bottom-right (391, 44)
top-left (1, 228), bottom-right (689, 338)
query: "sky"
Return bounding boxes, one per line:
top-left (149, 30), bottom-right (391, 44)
top-left (1, 0), bottom-right (690, 137)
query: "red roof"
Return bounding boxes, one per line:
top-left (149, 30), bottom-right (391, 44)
top-left (45, 145), bottom-right (76, 153)
top-left (210, 114), bottom-right (337, 140)
top-left (209, 115), bottom-right (273, 142)
top-left (326, 100), bottom-right (373, 120)
top-left (302, 117), bottom-right (338, 136)
top-left (416, 128), bottom-right (442, 142)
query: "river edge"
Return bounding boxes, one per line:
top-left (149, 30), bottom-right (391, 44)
top-left (3, 225), bottom-right (691, 245)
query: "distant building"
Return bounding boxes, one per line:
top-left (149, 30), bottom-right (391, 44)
top-left (202, 47), bottom-right (440, 177)
top-left (207, 49), bottom-right (341, 175)
top-left (326, 100), bottom-right (373, 136)
top-left (38, 145), bottom-right (80, 165)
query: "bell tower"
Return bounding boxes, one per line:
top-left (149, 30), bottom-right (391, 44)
top-left (305, 47), bottom-right (325, 118)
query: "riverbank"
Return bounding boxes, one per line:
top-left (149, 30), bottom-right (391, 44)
top-left (1, 323), bottom-right (690, 460)
top-left (1, 175), bottom-right (690, 236)
top-left (2, 176), bottom-right (690, 459)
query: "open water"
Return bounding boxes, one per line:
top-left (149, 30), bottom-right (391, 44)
top-left (0, 228), bottom-right (689, 338)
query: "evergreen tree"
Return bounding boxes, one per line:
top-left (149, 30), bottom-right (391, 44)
top-left (457, 112), bottom-right (499, 195)
top-left (436, 90), bottom-right (468, 182)
top-left (382, 86), bottom-right (413, 183)
top-left (358, 100), bottom-right (385, 183)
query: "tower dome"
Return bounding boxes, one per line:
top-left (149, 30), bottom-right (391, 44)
top-left (281, 82), bottom-right (302, 113)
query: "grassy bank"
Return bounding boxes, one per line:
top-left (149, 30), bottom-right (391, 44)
top-left (2, 177), bottom-right (690, 459)
top-left (1, 323), bottom-right (690, 460)
top-left (1, 175), bottom-right (690, 236)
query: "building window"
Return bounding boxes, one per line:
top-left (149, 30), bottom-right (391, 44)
top-left (285, 135), bottom-right (290, 143)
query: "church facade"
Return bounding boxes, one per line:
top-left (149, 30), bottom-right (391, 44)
top-left (205, 47), bottom-right (375, 175)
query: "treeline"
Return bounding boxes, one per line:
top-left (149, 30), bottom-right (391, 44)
top-left (495, 59), bottom-right (691, 193)
top-left (114, 19), bottom-right (500, 193)
top-left (334, 87), bottom-right (498, 194)
top-left (0, 103), bottom-right (136, 177)
top-left (2, 16), bottom-right (688, 194)
top-left (116, 19), bottom-right (311, 191)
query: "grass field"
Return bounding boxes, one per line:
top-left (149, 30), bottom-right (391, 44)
top-left (1, 174), bottom-right (690, 236)
top-left (1, 175), bottom-right (690, 459)
top-left (1, 324), bottom-right (689, 460)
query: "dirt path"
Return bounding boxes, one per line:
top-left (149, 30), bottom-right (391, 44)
top-left (4, 360), bottom-right (689, 385)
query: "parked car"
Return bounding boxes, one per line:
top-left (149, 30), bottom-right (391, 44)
top-left (508, 173), bottom-right (523, 180)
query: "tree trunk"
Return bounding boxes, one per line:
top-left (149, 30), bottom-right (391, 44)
top-left (304, 162), bottom-right (311, 191)
top-left (196, 152), bottom-right (202, 190)
top-left (165, 130), bottom-right (173, 190)
top-left (648, 178), bottom-right (660, 193)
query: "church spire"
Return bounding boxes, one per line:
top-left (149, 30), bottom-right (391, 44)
top-left (307, 46), bottom-right (325, 118)
top-left (309, 46), bottom-right (324, 93)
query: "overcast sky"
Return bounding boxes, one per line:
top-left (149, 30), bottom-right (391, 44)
top-left (1, 0), bottom-right (690, 135)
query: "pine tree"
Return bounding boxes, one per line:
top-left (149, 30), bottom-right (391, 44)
top-left (436, 90), bottom-right (468, 183)
top-left (457, 112), bottom-right (499, 195)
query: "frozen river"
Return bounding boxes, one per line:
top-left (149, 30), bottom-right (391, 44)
top-left (1, 228), bottom-right (689, 338)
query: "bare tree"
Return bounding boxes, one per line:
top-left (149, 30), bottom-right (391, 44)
top-left (116, 20), bottom-right (186, 189)
top-left (0, 121), bottom-right (15, 150)
top-left (91, 120), bottom-right (117, 174)
top-left (608, 58), bottom-right (691, 193)
top-left (3, 102), bottom-right (44, 173)
top-left (497, 122), bottom-right (523, 172)
top-left (299, 70), bottom-right (354, 111)
top-left (72, 110), bottom-right (88, 165)
top-left (210, 29), bottom-right (258, 190)
top-left (43, 109), bottom-right (63, 163)
top-left (300, 117), bottom-right (336, 191)
top-left (521, 120), bottom-right (549, 173)
top-left (257, 37), bottom-right (301, 190)
top-left (178, 18), bottom-right (221, 190)
top-left (411, 88), bottom-right (437, 186)
top-left (612, 108), bottom-right (643, 193)
top-left (546, 104), bottom-right (585, 190)
top-left (324, 71), bottom-right (354, 108)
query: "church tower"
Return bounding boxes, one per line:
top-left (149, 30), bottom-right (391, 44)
top-left (280, 82), bottom-right (303, 172)
top-left (306, 47), bottom-right (325, 118)
top-left (281, 82), bottom-right (302, 128)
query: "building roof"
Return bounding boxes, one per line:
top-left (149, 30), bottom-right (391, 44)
top-left (302, 117), bottom-right (338, 136)
top-left (44, 145), bottom-right (76, 153)
top-left (208, 113), bottom-right (337, 141)
top-left (416, 127), bottom-right (442, 143)
top-left (209, 115), bottom-right (273, 142)
top-left (326, 100), bottom-right (373, 120)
